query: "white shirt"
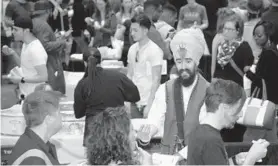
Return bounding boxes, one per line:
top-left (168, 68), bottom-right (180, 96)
top-left (127, 40), bottom-right (163, 106)
top-left (154, 20), bottom-right (175, 40)
top-left (19, 39), bottom-right (48, 96)
top-left (147, 75), bottom-right (207, 137)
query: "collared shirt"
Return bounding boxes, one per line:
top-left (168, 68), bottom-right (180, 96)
top-left (8, 128), bottom-right (60, 165)
top-left (147, 75), bottom-right (207, 137)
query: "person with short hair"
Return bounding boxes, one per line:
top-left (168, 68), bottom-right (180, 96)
top-left (177, 0), bottom-right (209, 31)
top-left (2, 16), bottom-right (48, 99)
top-left (155, 3), bottom-right (177, 40)
top-left (8, 90), bottom-right (63, 165)
top-left (187, 78), bottom-right (270, 165)
top-left (127, 13), bottom-right (163, 118)
top-left (74, 47), bottom-right (140, 145)
top-left (262, 0), bottom-right (278, 29)
top-left (85, 106), bottom-right (152, 165)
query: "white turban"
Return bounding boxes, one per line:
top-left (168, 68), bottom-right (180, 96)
top-left (170, 28), bottom-right (209, 65)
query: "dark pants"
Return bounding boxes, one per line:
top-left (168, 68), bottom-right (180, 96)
top-left (130, 103), bottom-right (146, 119)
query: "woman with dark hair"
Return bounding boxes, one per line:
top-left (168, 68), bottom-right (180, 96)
top-left (244, 21), bottom-right (278, 142)
top-left (116, 0), bottom-right (134, 24)
top-left (85, 106), bottom-right (152, 165)
top-left (73, 47), bottom-right (140, 145)
top-left (90, 0), bottom-right (117, 47)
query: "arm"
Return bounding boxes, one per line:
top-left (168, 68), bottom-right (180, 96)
top-left (121, 74), bottom-right (140, 102)
top-left (211, 34), bottom-right (223, 78)
top-left (177, 7), bottom-right (185, 31)
top-left (146, 84), bottom-right (166, 138)
top-left (10, 50), bottom-right (21, 67)
top-left (99, 13), bottom-right (117, 35)
top-left (199, 6), bottom-right (208, 30)
top-left (73, 81), bottom-right (86, 118)
top-left (144, 65), bottom-right (162, 118)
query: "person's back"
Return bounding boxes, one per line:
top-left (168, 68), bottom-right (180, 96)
top-left (8, 128), bottom-right (59, 165)
top-left (187, 124), bottom-right (229, 165)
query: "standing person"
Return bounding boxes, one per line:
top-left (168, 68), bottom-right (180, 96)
top-left (2, 16), bottom-right (48, 98)
top-left (71, 0), bottom-right (88, 54)
top-left (4, 0), bottom-right (32, 25)
top-left (187, 79), bottom-right (270, 165)
top-left (139, 29), bottom-right (209, 158)
top-left (74, 47), bottom-right (140, 145)
top-left (243, 0), bottom-right (264, 59)
top-left (244, 21), bottom-right (278, 142)
top-left (116, 0), bottom-right (135, 66)
top-left (32, 0), bottom-right (70, 94)
top-left (8, 90), bottom-right (62, 165)
top-left (177, 0), bottom-right (209, 31)
top-left (90, 0), bottom-right (117, 48)
top-left (212, 13), bottom-right (254, 142)
top-left (155, 3), bottom-right (177, 40)
top-left (261, 0), bottom-right (278, 28)
top-left (127, 13), bottom-right (163, 118)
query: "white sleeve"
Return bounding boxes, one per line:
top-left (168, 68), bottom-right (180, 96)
top-left (148, 46), bottom-right (163, 67)
top-left (147, 83), bottom-right (166, 135)
top-left (199, 103), bottom-right (207, 124)
top-left (30, 41), bottom-right (47, 66)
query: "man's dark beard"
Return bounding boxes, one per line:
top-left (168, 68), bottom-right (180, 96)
top-left (178, 69), bottom-right (197, 87)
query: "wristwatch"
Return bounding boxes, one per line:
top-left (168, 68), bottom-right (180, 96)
top-left (21, 77), bottom-right (25, 83)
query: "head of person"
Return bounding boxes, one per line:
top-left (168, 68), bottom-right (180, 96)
top-left (272, 0), bottom-right (278, 6)
top-left (32, 0), bottom-right (53, 20)
top-left (130, 13), bottom-right (151, 42)
top-left (205, 79), bottom-right (246, 129)
top-left (86, 106), bottom-right (137, 165)
top-left (253, 20), bottom-right (276, 48)
top-left (170, 29), bottom-right (206, 87)
top-left (143, 0), bottom-right (163, 22)
top-left (222, 14), bottom-right (244, 41)
top-left (160, 3), bottom-right (177, 27)
top-left (217, 8), bottom-right (236, 33)
top-left (12, 16), bottom-right (33, 41)
top-left (94, 0), bottom-right (111, 20)
top-left (121, 0), bottom-right (134, 12)
top-left (22, 90), bottom-right (63, 138)
top-left (246, 0), bottom-right (263, 20)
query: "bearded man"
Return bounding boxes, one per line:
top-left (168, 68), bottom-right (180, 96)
top-left (139, 28), bottom-right (209, 158)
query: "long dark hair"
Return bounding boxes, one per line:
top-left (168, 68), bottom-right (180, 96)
top-left (85, 106), bottom-right (138, 165)
top-left (82, 47), bottom-right (101, 97)
top-left (93, 0), bottom-right (111, 22)
top-left (119, 0), bottom-right (133, 17)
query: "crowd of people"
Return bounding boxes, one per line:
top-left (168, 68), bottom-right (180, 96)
top-left (1, 0), bottom-right (278, 165)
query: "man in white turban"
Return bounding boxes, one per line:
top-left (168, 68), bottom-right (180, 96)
top-left (138, 28), bottom-right (210, 161)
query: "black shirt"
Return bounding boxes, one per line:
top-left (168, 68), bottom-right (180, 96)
top-left (187, 124), bottom-right (229, 165)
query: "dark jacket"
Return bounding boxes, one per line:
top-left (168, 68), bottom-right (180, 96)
top-left (32, 18), bottom-right (66, 94)
top-left (8, 128), bottom-right (60, 165)
top-left (73, 67), bottom-right (140, 144)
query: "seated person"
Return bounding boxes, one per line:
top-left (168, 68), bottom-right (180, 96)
top-left (187, 78), bottom-right (270, 165)
top-left (85, 106), bottom-right (152, 165)
top-left (8, 90), bottom-right (63, 165)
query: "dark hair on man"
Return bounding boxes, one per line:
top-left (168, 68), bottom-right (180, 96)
top-left (253, 20), bottom-right (278, 45)
top-left (163, 3), bottom-right (177, 15)
top-left (131, 13), bottom-right (152, 29)
top-left (144, 0), bottom-right (162, 9)
top-left (205, 79), bottom-right (246, 113)
top-left (85, 106), bottom-right (138, 165)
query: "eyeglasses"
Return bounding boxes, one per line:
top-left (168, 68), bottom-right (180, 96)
top-left (223, 27), bottom-right (237, 32)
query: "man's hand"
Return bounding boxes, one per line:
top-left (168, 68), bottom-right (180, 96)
top-left (2, 45), bottom-right (16, 56)
top-left (245, 139), bottom-right (269, 164)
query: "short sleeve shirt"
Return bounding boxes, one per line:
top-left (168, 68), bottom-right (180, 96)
top-left (179, 3), bottom-right (208, 29)
top-left (127, 40), bottom-right (163, 105)
top-left (19, 39), bottom-right (48, 96)
top-left (187, 124), bottom-right (229, 165)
